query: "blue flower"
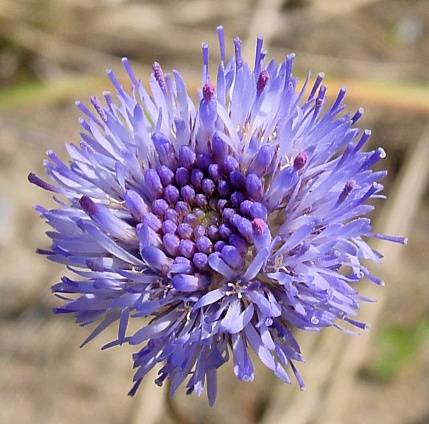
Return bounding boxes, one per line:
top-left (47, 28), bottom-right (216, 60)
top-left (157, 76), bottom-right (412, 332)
top-left (29, 27), bottom-right (406, 405)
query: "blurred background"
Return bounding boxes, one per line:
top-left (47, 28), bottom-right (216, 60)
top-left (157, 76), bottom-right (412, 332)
top-left (0, 0), bottom-right (428, 423)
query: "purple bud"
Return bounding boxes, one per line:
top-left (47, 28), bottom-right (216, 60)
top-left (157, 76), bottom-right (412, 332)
top-left (250, 202), bottom-right (267, 220)
top-left (252, 218), bottom-right (271, 251)
top-left (144, 169), bottom-right (163, 199)
top-left (235, 217), bottom-right (253, 243)
top-left (214, 240), bottom-right (226, 252)
top-left (175, 167), bottom-right (190, 187)
top-left (157, 165), bottom-right (174, 186)
top-left (191, 169), bottom-right (204, 189)
top-left (194, 224), bottom-right (206, 238)
top-left (184, 213), bottom-right (197, 224)
top-left (219, 224), bottom-right (232, 239)
top-left (217, 199), bottom-right (228, 210)
top-left (229, 170), bottom-right (246, 188)
top-left (222, 208), bottom-right (235, 224)
top-left (181, 185), bottom-right (196, 203)
top-left (143, 212), bottom-right (162, 232)
top-left (164, 185), bottom-right (180, 205)
top-left (164, 208), bottom-right (178, 223)
top-left (162, 219), bottom-right (177, 234)
top-left (175, 201), bottom-right (190, 216)
top-left (178, 239), bottom-right (196, 259)
top-left (249, 145), bottom-right (274, 176)
top-left (212, 132), bottom-right (228, 162)
top-left (195, 193), bottom-right (208, 208)
top-left (223, 155), bottom-right (239, 173)
top-left (231, 191), bottom-right (245, 207)
top-left (293, 151), bottom-right (308, 171)
top-left (252, 218), bottom-right (266, 236)
top-left (152, 132), bottom-right (177, 168)
top-left (197, 153), bottom-right (211, 171)
top-left (170, 256), bottom-right (193, 274)
top-left (151, 199), bottom-right (169, 216)
top-left (207, 225), bottom-right (219, 241)
top-left (230, 213), bottom-right (241, 228)
top-left (193, 253), bottom-right (208, 270)
top-left (177, 223), bottom-right (193, 239)
top-left (196, 236), bottom-right (213, 254)
top-left (194, 208), bottom-right (205, 219)
top-left (221, 245), bottom-right (242, 269)
top-left (202, 178), bottom-right (215, 196)
top-left (208, 164), bottom-right (220, 181)
top-left (218, 180), bottom-right (230, 197)
top-left (209, 211), bottom-right (220, 225)
top-left (240, 200), bottom-right (253, 216)
top-left (257, 70), bottom-right (269, 94)
top-left (209, 198), bottom-right (218, 211)
top-left (245, 173), bottom-right (263, 201)
top-left (163, 233), bottom-right (180, 256)
top-left (124, 190), bottom-right (148, 221)
top-left (179, 145), bottom-right (196, 169)
top-left (229, 234), bottom-right (248, 254)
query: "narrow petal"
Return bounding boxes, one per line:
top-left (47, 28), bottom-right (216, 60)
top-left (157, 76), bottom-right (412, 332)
top-left (208, 252), bottom-right (236, 280)
top-left (243, 247), bottom-right (269, 281)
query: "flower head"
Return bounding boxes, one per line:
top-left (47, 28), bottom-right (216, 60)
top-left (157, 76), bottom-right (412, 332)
top-left (29, 27), bottom-right (406, 405)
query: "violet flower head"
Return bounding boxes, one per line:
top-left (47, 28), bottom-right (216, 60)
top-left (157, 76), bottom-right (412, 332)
top-left (29, 27), bottom-right (406, 405)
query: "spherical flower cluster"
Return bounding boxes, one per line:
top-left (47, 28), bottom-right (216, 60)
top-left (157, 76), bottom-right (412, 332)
top-left (29, 27), bottom-right (405, 405)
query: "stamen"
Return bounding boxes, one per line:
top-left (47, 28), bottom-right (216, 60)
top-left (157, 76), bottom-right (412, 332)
top-left (106, 69), bottom-right (127, 98)
top-left (202, 83), bottom-right (215, 101)
top-left (233, 37), bottom-right (243, 70)
top-left (338, 180), bottom-right (357, 203)
top-left (257, 70), bottom-right (269, 95)
top-left (90, 96), bottom-right (107, 122)
top-left (285, 53), bottom-right (295, 84)
top-left (121, 57), bottom-right (138, 86)
top-left (152, 62), bottom-right (167, 94)
top-left (354, 129), bottom-right (372, 152)
top-left (351, 107), bottom-right (364, 124)
top-left (216, 26), bottom-right (226, 64)
top-left (202, 42), bottom-right (209, 83)
top-left (312, 84), bottom-right (326, 119)
top-left (254, 34), bottom-right (264, 75)
top-left (329, 87), bottom-right (347, 113)
top-left (308, 72), bottom-right (324, 101)
top-left (293, 151), bottom-right (308, 170)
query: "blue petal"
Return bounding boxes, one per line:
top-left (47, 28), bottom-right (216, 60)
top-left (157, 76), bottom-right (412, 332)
top-left (243, 247), bottom-right (269, 281)
top-left (208, 252), bottom-right (236, 280)
top-left (140, 246), bottom-right (170, 272)
top-left (231, 333), bottom-right (254, 382)
top-left (220, 300), bottom-right (254, 334)
top-left (172, 274), bottom-right (209, 292)
top-left (193, 288), bottom-right (226, 309)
